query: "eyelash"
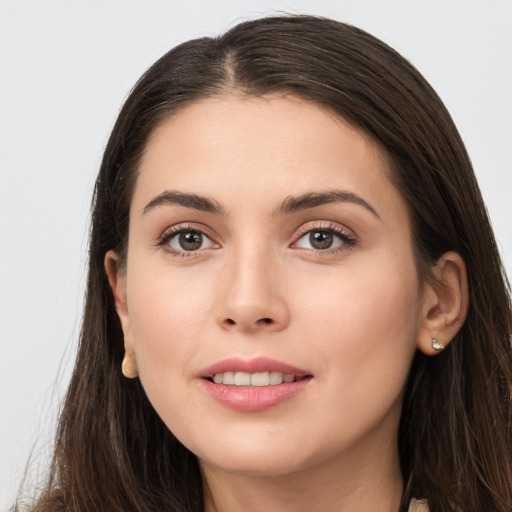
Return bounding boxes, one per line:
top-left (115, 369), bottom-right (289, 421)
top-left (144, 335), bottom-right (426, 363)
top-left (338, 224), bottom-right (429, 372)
top-left (157, 221), bottom-right (356, 257)
top-left (292, 222), bottom-right (357, 255)
top-left (157, 223), bottom-right (218, 257)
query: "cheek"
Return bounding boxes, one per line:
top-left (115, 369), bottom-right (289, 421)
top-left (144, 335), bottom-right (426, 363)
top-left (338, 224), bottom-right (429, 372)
top-left (297, 254), bottom-right (421, 412)
top-left (128, 255), bottom-right (212, 329)
top-left (124, 270), bottom-right (215, 437)
top-left (124, 261), bottom-right (214, 390)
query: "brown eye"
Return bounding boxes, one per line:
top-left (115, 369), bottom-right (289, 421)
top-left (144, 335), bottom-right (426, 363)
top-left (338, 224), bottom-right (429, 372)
top-left (167, 229), bottom-right (215, 252)
top-left (294, 227), bottom-right (352, 252)
top-left (309, 231), bottom-right (334, 249)
top-left (179, 231), bottom-right (203, 250)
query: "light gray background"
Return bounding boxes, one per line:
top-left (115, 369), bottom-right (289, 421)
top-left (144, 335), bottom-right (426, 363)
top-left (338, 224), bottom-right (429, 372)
top-left (1, 1), bottom-right (511, 509)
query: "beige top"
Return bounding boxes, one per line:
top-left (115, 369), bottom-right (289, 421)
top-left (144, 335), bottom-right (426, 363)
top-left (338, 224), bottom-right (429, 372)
top-left (409, 498), bottom-right (429, 511)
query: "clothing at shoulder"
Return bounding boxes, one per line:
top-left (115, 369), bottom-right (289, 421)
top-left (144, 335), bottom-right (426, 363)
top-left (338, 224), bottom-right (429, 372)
top-left (409, 498), bottom-right (429, 511)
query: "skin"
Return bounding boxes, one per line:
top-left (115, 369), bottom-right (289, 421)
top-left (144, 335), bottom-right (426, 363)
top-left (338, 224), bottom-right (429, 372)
top-left (106, 94), bottom-right (468, 512)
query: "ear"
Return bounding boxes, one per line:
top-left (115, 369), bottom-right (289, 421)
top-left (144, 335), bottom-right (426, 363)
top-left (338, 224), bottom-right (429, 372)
top-left (417, 251), bottom-right (469, 355)
top-left (105, 250), bottom-right (137, 377)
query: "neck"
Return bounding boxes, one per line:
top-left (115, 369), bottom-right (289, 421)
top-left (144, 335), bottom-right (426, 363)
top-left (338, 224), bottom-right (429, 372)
top-left (201, 431), bottom-right (403, 512)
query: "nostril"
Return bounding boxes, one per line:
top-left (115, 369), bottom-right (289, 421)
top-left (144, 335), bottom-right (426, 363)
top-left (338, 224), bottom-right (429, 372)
top-left (222, 317), bottom-right (275, 328)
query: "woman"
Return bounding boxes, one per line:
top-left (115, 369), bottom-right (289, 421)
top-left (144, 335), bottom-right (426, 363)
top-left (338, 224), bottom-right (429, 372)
top-left (23, 14), bottom-right (511, 512)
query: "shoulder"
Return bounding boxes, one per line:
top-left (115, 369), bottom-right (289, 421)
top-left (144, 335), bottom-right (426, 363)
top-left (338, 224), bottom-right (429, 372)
top-left (409, 498), bottom-right (429, 512)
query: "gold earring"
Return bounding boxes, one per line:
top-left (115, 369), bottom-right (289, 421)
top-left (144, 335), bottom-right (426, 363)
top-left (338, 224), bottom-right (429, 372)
top-left (121, 351), bottom-right (138, 378)
top-left (432, 338), bottom-right (445, 352)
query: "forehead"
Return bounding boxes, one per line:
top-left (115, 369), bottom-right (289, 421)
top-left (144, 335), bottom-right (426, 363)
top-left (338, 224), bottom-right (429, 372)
top-left (133, 94), bottom-right (401, 219)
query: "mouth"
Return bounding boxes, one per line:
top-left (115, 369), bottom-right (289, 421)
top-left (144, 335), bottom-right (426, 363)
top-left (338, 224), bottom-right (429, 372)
top-left (199, 357), bottom-right (313, 411)
top-left (208, 371), bottom-right (310, 387)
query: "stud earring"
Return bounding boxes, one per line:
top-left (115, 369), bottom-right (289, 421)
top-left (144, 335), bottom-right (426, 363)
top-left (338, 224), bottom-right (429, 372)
top-left (432, 338), bottom-right (445, 352)
top-left (121, 351), bottom-right (138, 378)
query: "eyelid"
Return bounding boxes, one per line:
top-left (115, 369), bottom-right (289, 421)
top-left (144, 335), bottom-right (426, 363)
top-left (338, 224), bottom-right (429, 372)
top-left (290, 220), bottom-right (357, 252)
top-left (156, 220), bottom-right (356, 257)
top-left (157, 222), bottom-right (220, 254)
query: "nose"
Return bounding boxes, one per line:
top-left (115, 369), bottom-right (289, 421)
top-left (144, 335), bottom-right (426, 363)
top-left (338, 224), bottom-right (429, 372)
top-left (216, 250), bottom-right (290, 333)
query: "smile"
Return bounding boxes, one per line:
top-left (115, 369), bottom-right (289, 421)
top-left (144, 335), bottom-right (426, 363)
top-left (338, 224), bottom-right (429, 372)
top-left (200, 357), bottom-right (313, 411)
top-left (211, 371), bottom-right (305, 387)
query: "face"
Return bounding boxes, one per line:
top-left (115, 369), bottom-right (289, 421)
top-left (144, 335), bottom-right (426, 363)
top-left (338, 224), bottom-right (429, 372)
top-left (114, 94), bottom-right (426, 478)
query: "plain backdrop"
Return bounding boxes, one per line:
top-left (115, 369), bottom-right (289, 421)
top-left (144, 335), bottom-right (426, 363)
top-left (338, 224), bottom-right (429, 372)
top-left (1, 1), bottom-right (511, 509)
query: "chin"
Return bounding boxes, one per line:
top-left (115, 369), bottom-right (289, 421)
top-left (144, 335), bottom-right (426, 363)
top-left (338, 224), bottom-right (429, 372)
top-left (199, 450), bottom-right (312, 478)
top-left (189, 429), bottom-right (326, 479)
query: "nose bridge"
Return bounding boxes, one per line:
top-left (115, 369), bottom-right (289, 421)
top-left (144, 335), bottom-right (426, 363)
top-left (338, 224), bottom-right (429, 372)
top-left (218, 238), bottom-right (289, 332)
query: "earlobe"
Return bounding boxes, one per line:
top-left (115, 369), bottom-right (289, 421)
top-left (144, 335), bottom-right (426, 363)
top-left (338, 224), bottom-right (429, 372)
top-left (417, 251), bottom-right (469, 356)
top-left (121, 350), bottom-right (139, 379)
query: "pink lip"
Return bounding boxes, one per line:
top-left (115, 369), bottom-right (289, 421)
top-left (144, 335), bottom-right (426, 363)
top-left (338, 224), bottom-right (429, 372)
top-left (200, 356), bottom-right (310, 378)
top-left (199, 357), bottom-right (313, 412)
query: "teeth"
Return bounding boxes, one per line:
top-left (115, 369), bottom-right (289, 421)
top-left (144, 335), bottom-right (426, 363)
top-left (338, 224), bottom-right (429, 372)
top-left (251, 372), bottom-right (269, 387)
top-left (269, 371), bottom-right (284, 385)
top-left (212, 371), bottom-right (298, 386)
top-left (234, 372), bottom-right (251, 386)
top-left (222, 372), bottom-right (235, 385)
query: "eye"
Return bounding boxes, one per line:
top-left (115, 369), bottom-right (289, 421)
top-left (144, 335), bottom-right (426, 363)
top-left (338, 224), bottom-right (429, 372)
top-left (293, 225), bottom-right (355, 252)
top-left (295, 230), bottom-right (343, 250)
top-left (160, 226), bottom-right (217, 254)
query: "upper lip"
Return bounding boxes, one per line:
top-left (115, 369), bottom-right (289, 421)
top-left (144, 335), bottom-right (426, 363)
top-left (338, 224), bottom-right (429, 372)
top-left (200, 357), bottom-right (311, 378)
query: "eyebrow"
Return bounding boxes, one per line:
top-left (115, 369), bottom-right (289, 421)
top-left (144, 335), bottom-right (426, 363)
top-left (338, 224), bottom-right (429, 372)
top-left (143, 190), bottom-right (225, 216)
top-left (142, 188), bottom-right (379, 219)
top-left (274, 190), bottom-right (380, 219)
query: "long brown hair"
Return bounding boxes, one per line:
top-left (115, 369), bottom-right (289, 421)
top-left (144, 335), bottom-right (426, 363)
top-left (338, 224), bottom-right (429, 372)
top-left (22, 15), bottom-right (511, 512)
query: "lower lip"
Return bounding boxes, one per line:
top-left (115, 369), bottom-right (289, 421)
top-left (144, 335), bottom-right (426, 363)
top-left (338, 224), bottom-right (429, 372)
top-left (201, 378), bottom-right (311, 412)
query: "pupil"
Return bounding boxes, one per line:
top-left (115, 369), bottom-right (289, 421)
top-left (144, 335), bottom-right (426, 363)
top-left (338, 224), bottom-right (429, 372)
top-left (310, 231), bottom-right (333, 249)
top-left (179, 231), bottom-right (202, 251)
